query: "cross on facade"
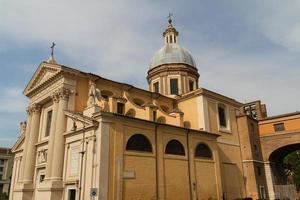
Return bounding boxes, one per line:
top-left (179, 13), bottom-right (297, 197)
top-left (51, 42), bottom-right (56, 57)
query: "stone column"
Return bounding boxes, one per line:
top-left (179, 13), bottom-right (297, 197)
top-left (19, 108), bottom-right (33, 181)
top-left (265, 162), bottom-right (275, 200)
top-left (23, 104), bottom-right (42, 183)
top-left (50, 88), bottom-right (70, 181)
top-left (9, 157), bottom-right (19, 200)
top-left (45, 92), bottom-right (60, 179)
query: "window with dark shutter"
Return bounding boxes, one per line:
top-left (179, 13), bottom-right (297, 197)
top-left (117, 103), bottom-right (125, 115)
top-left (189, 80), bottom-right (194, 91)
top-left (170, 79), bottom-right (178, 95)
top-left (153, 82), bottom-right (159, 93)
top-left (218, 105), bottom-right (227, 127)
top-left (45, 110), bottom-right (53, 137)
top-left (274, 123), bottom-right (285, 132)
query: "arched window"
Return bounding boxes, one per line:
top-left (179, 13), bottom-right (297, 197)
top-left (165, 139), bottom-right (185, 156)
top-left (195, 143), bottom-right (212, 159)
top-left (125, 108), bottom-right (136, 117)
top-left (126, 134), bottom-right (152, 153)
top-left (157, 116), bottom-right (166, 124)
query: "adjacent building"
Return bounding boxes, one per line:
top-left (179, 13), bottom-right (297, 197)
top-left (0, 147), bottom-right (13, 195)
top-left (9, 18), bottom-right (299, 200)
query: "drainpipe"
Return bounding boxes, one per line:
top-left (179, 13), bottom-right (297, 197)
top-left (186, 129), bottom-right (195, 200)
top-left (155, 124), bottom-right (159, 200)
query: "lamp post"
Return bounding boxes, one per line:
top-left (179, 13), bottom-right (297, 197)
top-left (71, 119), bottom-right (86, 200)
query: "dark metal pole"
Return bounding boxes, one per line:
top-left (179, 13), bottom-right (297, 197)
top-left (78, 124), bottom-right (86, 200)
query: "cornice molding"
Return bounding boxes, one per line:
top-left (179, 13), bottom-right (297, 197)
top-left (25, 72), bottom-right (63, 98)
top-left (147, 64), bottom-right (199, 81)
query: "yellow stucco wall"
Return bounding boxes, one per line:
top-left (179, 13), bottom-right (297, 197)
top-left (123, 156), bottom-right (157, 200)
top-left (259, 115), bottom-right (300, 136)
top-left (178, 96), bottom-right (200, 129)
top-left (194, 161), bottom-right (218, 200)
top-left (164, 159), bottom-right (190, 199)
top-left (75, 76), bottom-right (88, 112)
top-left (103, 116), bottom-right (221, 200)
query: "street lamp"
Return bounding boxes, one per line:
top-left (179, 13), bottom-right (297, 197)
top-left (71, 118), bottom-right (86, 200)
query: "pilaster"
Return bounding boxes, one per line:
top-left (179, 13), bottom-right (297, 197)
top-left (265, 162), bottom-right (275, 200)
top-left (50, 88), bottom-right (70, 181)
top-left (9, 157), bottom-right (19, 200)
top-left (23, 103), bottom-right (42, 184)
top-left (19, 108), bottom-right (33, 182)
top-left (45, 92), bottom-right (60, 179)
top-left (18, 104), bottom-right (41, 200)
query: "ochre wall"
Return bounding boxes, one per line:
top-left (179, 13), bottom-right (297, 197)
top-left (259, 116), bottom-right (300, 136)
top-left (178, 96), bottom-right (200, 129)
top-left (105, 117), bottom-right (221, 200)
top-left (75, 76), bottom-right (88, 112)
top-left (237, 116), bottom-right (268, 199)
top-left (222, 163), bottom-right (244, 199)
top-left (194, 161), bottom-right (218, 200)
top-left (164, 159), bottom-right (190, 199)
top-left (123, 156), bottom-right (157, 200)
top-left (206, 97), bottom-right (239, 140)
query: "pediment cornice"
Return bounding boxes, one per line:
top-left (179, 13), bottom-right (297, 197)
top-left (23, 62), bottom-right (83, 97)
top-left (23, 62), bottom-right (62, 96)
top-left (11, 134), bottom-right (25, 153)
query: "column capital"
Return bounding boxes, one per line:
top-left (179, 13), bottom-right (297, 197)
top-left (26, 107), bottom-right (32, 116)
top-left (56, 88), bottom-right (71, 101)
top-left (29, 103), bottom-right (42, 114)
top-left (51, 92), bottom-right (60, 103)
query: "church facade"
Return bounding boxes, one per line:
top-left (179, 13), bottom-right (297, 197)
top-left (9, 19), bottom-right (297, 200)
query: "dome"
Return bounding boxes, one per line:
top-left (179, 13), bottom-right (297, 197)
top-left (149, 43), bottom-right (196, 70)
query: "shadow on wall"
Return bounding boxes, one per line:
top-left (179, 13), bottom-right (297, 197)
top-left (217, 146), bottom-right (246, 200)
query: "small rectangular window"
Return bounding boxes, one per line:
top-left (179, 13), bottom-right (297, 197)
top-left (259, 186), bottom-right (266, 200)
top-left (153, 111), bottom-right (157, 122)
top-left (153, 82), bottom-right (159, 93)
top-left (170, 79), bottom-right (178, 95)
top-left (218, 105), bottom-right (227, 127)
top-left (274, 123), bottom-right (285, 132)
top-left (45, 110), bottom-right (53, 137)
top-left (40, 174), bottom-right (45, 182)
top-left (0, 159), bottom-right (5, 165)
top-left (117, 103), bottom-right (125, 115)
top-left (257, 166), bottom-right (262, 176)
top-left (68, 189), bottom-right (76, 200)
top-left (0, 167), bottom-right (3, 172)
top-left (189, 80), bottom-right (194, 91)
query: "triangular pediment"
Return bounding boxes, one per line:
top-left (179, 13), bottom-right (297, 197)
top-left (24, 62), bottom-right (62, 96)
top-left (11, 134), bottom-right (25, 153)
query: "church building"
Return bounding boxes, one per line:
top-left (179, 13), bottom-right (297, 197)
top-left (9, 17), bottom-right (299, 200)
